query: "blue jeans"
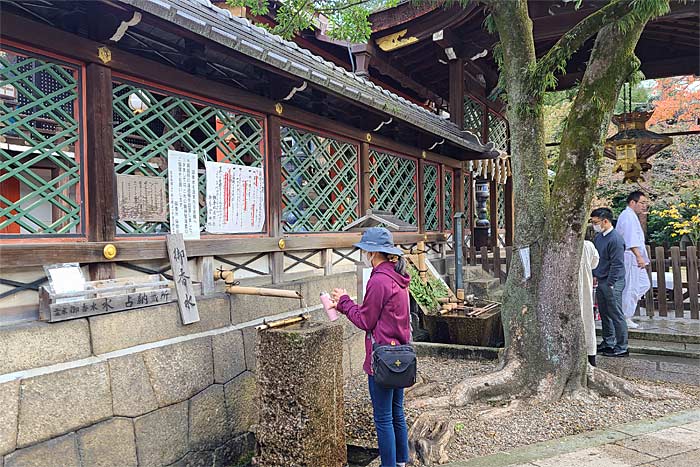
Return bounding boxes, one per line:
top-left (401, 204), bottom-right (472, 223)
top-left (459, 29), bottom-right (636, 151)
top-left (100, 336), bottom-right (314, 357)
top-left (368, 375), bottom-right (409, 467)
top-left (597, 277), bottom-right (628, 353)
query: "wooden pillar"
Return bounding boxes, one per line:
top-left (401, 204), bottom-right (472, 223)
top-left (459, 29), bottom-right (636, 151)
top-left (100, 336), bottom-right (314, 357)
top-left (360, 141), bottom-right (371, 214)
top-left (504, 176), bottom-right (514, 246)
top-left (438, 164), bottom-right (445, 231)
top-left (267, 115), bottom-right (284, 283)
top-left (449, 58), bottom-right (465, 128)
top-left (454, 166), bottom-right (465, 215)
top-left (489, 180), bottom-right (498, 247)
top-left (85, 63), bottom-right (116, 281)
top-left (417, 158), bottom-right (425, 233)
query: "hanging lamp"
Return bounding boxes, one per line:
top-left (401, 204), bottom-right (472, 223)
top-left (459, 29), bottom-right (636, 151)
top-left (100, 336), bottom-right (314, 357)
top-left (604, 83), bottom-right (672, 183)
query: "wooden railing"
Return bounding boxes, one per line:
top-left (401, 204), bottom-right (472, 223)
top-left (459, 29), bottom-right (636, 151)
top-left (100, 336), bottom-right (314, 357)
top-left (467, 244), bottom-right (700, 320)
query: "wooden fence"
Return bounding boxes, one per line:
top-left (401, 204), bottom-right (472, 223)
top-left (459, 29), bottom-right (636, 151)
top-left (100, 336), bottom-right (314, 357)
top-left (469, 244), bottom-right (700, 320)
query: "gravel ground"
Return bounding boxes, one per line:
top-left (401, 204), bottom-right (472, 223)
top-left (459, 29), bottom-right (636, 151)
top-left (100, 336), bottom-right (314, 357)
top-left (344, 356), bottom-right (700, 465)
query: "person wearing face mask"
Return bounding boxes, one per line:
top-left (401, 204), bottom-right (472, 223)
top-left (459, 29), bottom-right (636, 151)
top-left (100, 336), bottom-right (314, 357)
top-left (616, 191), bottom-right (651, 329)
top-left (590, 207), bottom-right (628, 357)
top-left (331, 227), bottom-right (411, 467)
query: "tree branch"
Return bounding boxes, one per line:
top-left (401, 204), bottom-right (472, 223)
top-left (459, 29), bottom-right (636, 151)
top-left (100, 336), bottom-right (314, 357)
top-left (533, 0), bottom-right (635, 90)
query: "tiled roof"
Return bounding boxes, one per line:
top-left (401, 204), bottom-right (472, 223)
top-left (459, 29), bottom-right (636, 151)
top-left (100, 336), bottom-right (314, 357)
top-left (116, 0), bottom-right (497, 156)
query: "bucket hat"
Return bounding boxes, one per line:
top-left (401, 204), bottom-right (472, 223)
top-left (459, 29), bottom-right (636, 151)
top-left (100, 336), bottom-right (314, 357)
top-left (353, 227), bottom-right (404, 256)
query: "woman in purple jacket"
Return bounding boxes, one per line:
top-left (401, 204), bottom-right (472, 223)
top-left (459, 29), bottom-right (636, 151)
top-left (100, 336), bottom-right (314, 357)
top-left (332, 227), bottom-right (411, 467)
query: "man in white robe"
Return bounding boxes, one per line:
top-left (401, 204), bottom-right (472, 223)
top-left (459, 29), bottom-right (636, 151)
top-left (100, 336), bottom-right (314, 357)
top-left (579, 239), bottom-right (600, 366)
top-left (616, 191), bottom-right (651, 328)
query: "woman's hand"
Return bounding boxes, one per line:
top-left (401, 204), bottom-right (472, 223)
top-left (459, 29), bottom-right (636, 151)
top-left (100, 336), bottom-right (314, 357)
top-left (331, 288), bottom-right (348, 303)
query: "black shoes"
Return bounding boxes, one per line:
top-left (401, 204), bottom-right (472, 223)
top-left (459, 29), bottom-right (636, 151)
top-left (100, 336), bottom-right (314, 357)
top-left (588, 355), bottom-right (596, 367)
top-left (597, 343), bottom-right (614, 353)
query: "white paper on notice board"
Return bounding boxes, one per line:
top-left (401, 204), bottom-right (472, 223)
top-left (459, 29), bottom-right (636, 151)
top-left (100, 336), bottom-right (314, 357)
top-left (167, 150), bottom-right (200, 240)
top-left (205, 161), bottom-right (265, 233)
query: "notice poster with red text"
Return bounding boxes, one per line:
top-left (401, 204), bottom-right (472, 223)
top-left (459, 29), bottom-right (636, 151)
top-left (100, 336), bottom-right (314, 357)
top-left (205, 161), bottom-right (265, 233)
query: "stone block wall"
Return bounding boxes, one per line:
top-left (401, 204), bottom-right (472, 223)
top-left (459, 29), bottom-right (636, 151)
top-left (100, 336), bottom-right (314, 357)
top-left (0, 272), bottom-right (361, 466)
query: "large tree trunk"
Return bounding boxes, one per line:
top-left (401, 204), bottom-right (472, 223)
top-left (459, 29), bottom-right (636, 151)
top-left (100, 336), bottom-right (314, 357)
top-left (412, 0), bottom-right (672, 408)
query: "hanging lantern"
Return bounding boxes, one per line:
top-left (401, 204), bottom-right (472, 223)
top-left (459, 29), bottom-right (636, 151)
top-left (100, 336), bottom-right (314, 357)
top-left (604, 110), bottom-right (672, 184)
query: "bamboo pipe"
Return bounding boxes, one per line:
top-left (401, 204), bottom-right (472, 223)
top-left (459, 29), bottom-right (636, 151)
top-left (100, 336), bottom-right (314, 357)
top-left (437, 297), bottom-right (460, 304)
top-left (256, 314), bottom-right (307, 330)
top-left (224, 285), bottom-right (303, 300)
top-left (417, 240), bottom-right (427, 284)
top-left (214, 269), bottom-right (235, 283)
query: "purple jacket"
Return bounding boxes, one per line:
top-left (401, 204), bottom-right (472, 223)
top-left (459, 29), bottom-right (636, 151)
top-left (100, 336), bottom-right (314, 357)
top-left (337, 261), bottom-right (411, 375)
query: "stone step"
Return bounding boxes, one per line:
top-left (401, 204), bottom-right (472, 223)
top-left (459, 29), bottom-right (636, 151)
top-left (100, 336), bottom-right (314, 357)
top-left (597, 352), bottom-right (700, 385)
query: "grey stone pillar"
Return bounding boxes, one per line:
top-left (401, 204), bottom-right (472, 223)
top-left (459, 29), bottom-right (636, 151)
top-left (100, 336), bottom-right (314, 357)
top-left (257, 321), bottom-right (346, 467)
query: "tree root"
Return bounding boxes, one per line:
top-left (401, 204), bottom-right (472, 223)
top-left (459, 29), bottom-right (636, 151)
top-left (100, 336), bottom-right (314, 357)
top-left (408, 411), bottom-right (455, 466)
top-left (407, 360), bottom-right (523, 411)
top-left (586, 365), bottom-right (685, 400)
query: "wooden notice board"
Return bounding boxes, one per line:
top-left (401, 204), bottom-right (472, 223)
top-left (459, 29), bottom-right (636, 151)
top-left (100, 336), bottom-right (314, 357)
top-left (166, 234), bottom-right (200, 324)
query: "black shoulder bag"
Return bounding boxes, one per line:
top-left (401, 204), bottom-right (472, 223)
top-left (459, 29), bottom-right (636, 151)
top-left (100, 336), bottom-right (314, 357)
top-left (371, 293), bottom-right (417, 388)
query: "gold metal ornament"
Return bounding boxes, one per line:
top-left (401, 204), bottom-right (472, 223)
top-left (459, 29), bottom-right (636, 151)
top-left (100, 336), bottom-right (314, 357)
top-left (365, 133), bottom-right (372, 142)
top-left (278, 238), bottom-right (286, 249)
top-left (275, 103), bottom-right (283, 115)
top-left (97, 46), bottom-right (112, 64)
top-left (103, 244), bottom-right (117, 260)
top-left (421, 151), bottom-right (426, 159)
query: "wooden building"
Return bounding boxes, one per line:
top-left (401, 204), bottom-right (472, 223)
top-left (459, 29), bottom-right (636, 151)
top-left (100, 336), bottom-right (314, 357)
top-left (0, 0), bottom-right (509, 324)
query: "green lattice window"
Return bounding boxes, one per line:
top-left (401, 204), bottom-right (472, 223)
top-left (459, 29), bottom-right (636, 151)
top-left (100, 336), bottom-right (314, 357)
top-left (369, 149), bottom-right (417, 225)
top-left (281, 127), bottom-right (359, 232)
top-left (112, 80), bottom-right (265, 234)
top-left (444, 169), bottom-right (454, 230)
top-left (1, 47), bottom-right (83, 236)
top-left (464, 95), bottom-right (483, 137)
top-left (423, 163), bottom-right (439, 231)
top-left (488, 112), bottom-right (508, 152)
top-left (497, 184), bottom-right (505, 229)
top-left (464, 173), bottom-right (472, 229)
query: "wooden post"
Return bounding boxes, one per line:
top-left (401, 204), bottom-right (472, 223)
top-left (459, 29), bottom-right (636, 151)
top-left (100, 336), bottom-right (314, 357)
top-left (493, 244), bottom-right (501, 282)
top-left (687, 246), bottom-right (699, 320)
top-left (504, 176), bottom-right (514, 247)
top-left (481, 105), bottom-right (489, 145)
top-left (454, 166), bottom-right (465, 215)
top-left (505, 246), bottom-right (513, 277)
top-left (671, 246), bottom-right (683, 317)
top-left (655, 246), bottom-right (667, 317)
top-left (267, 114), bottom-right (284, 284)
top-left (196, 256), bottom-right (216, 295)
top-left (489, 180), bottom-right (498, 247)
top-left (468, 172), bottom-right (476, 266)
top-left (417, 158), bottom-right (426, 233)
top-left (322, 248), bottom-right (333, 276)
top-left (85, 63), bottom-right (116, 281)
top-left (449, 58), bottom-right (465, 128)
top-left (645, 245), bottom-right (655, 318)
top-left (480, 246), bottom-right (489, 273)
top-left (360, 141), bottom-right (371, 214)
top-left (439, 164), bottom-right (445, 231)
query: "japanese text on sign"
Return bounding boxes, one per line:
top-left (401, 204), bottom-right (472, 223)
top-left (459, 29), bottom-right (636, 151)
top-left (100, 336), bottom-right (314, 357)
top-left (167, 150), bottom-right (200, 240)
top-left (205, 161), bottom-right (265, 233)
top-left (117, 174), bottom-right (167, 222)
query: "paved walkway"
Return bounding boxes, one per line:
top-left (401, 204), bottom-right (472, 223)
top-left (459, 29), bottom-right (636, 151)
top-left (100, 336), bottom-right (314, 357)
top-left (446, 409), bottom-right (700, 467)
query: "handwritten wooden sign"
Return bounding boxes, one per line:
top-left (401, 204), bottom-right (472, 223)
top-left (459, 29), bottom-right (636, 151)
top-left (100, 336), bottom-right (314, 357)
top-left (166, 233), bottom-right (200, 324)
top-left (47, 288), bottom-right (174, 322)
